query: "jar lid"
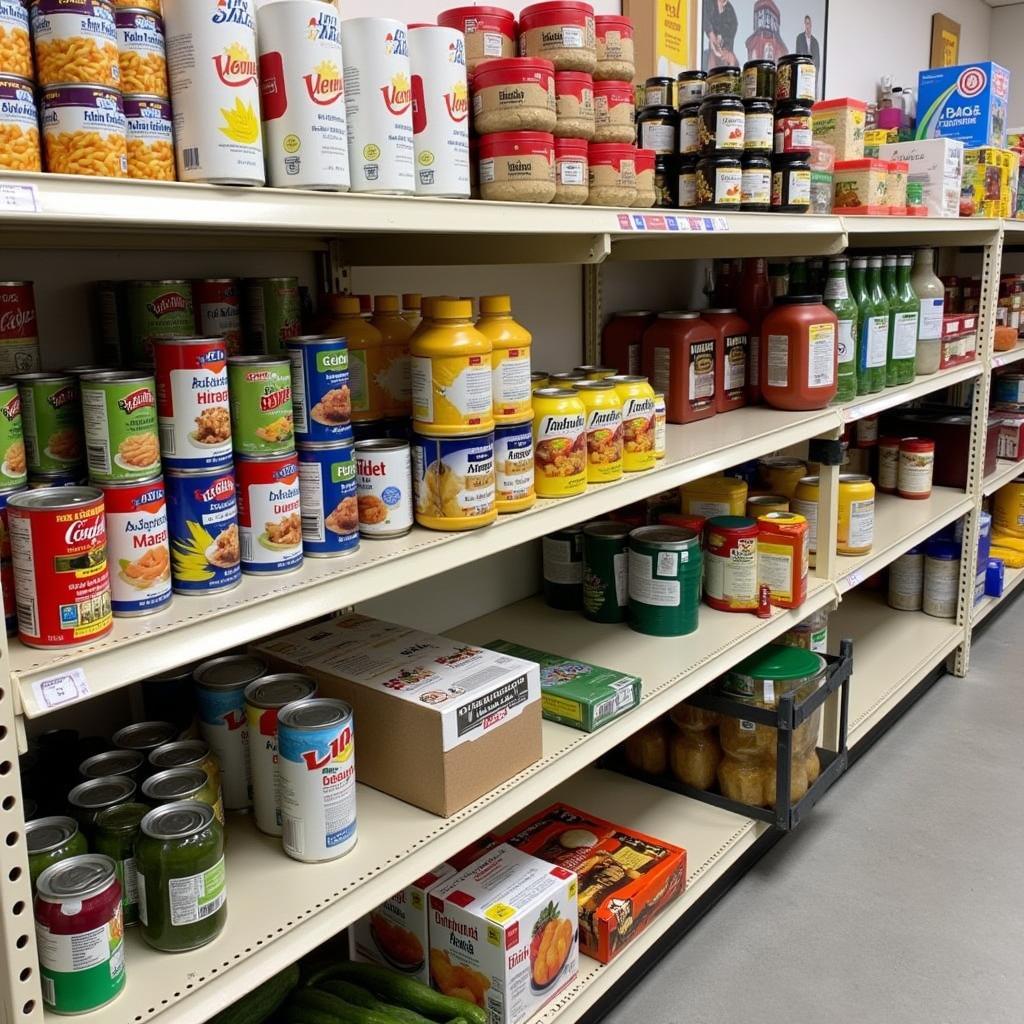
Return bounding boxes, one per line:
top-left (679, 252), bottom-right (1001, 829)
top-left (95, 802), bottom-right (149, 836)
top-left (760, 456), bottom-right (807, 469)
top-left (708, 65), bottom-right (739, 76)
top-left (774, 294), bottom-right (824, 305)
top-left (574, 379), bottom-right (616, 391)
top-left (678, 70), bottom-right (707, 81)
top-left (473, 56), bottom-right (555, 81)
top-left (141, 800), bottom-right (215, 841)
top-left (657, 310), bottom-right (699, 319)
top-left (645, 76), bottom-right (675, 88)
top-left (729, 644), bottom-right (827, 685)
top-left (277, 697), bottom-right (353, 734)
top-left (194, 654), bottom-right (268, 691)
top-left (583, 520), bottom-right (631, 540)
top-left (535, 385), bottom-right (577, 398)
top-left (926, 538), bottom-right (960, 560)
top-left (80, 749), bottom-right (144, 779)
top-left (244, 673), bottom-right (317, 711)
top-left (614, 310), bottom-right (653, 317)
top-left (479, 294), bottom-right (513, 315)
top-left (142, 767), bottom-right (208, 802)
top-left (704, 307), bottom-right (739, 315)
top-left (149, 739), bottom-right (211, 770)
top-left (900, 436), bottom-right (935, 451)
top-left (68, 776), bottom-right (136, 810)
top-left (520, 2), bottom-right (596, 21)
top-left (27, 816), bottom-right (79, 855)
top-left (744, 59), bottom-right (776, 70)
top-left (706, 515), bottom-right (757, 531)
top-left (112, 720), bottom-right (179, 751)
top-left (839, 473), bottom-right (872, 484)
top-left (37, 854), bottom-right (116, 903)
top-left (439, 6), bottom-right (516, 23)
top-left (629, 525), bottom-right (700, 549)
top-left (373, 294), bottom-right (400, 312)
top-left (595, 14), bottom-right (632, 29)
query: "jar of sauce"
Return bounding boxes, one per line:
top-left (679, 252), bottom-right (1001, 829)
top-left (677, 69), bottom-right (707, 104)
top-left (877, 435), bottom-right (901, 493)
top-left (699, 95), bottom-right (744, 154)
top-left (776, 54), bottom-right (816, 103)
top-left (653, 154), bottom-right (679, 207)
top-left (643, 76), bottom-right (675, 107)
top-left (738, 257), bottom-right (773, 404)
top-left (743, 98), bottom-right (773, 153)
top-left (760, 296), bottom-right (838, 410)
top-left (94, 802), bottom-right (148, 926)
top-left (703, 309), bottom-right (750, 413)
top-left (642, 311), bottom-right (717, 424)
top-left (678, 102), bottom-right (699, 156)
top-left (771, 154), bottom-right (811, 213)
top-left (742, 59), bottom-right (776, 100)
top-left (637, 104), bottom-right (679, 154)
top-left (678, 156), bottom-right (698, 207)
top-left (601, 310), bottom-right (653, 374)
top-left (741, 154), bottom-right (771, 211)
top-left (696, 154), bottom-right (741, 208)
top-left (707, 65), bottom-right (741, 96)
top-left (773, 101), bottom-right (812, 156)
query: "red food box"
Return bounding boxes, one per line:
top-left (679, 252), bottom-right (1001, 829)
top-left (997, 414), bottom-right (1024, 460)
top-left (501, 803), bottom-right (687, 964)
top-left (940, 314), bottom-right (963, 369)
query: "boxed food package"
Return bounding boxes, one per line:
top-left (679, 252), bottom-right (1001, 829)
top-left (961, 146), bottom-right (1018, 218)
top-left (486, 641), bottom-right (641, 733)
top-left (917, 62), bottom-right (1010, 147)
top-left (812, 98), bottom-right (867, 161)
top-left (254, 615), bottom-right (542, 816)
top-left (502, 803), bottom-right (686, 963)
top-left (428, 844), bottom-right (578, 1024)
top-left (998, 414), bottom-right (1024, 461)
top-left (879, 138), bottom-right (964, 218)
top-left (887, 161), bottom-right (908, 214)
top-left (832, 158), bottom-right (889, 215)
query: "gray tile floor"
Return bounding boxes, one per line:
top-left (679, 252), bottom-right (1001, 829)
top-left (604, 611), bottom-right (1024, 1024)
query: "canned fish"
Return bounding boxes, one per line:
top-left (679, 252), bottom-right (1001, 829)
top-left (339, 17), bottom-right (414, 194)
top-left (703, 515), bottom-right (759, 612)
top-left (227, 356), bottom-right (293, 455)
top-left (235, 452), bottom-right (303, 574)
top-left (0, 379), bottom-right (25, 487)
top-left (244, 673), bottom-right (317, 836)
top-left (81, 371), bottom-right (160, 482)
top-left (582, 520), bottom-right (630, 623)
top-left (354, 438), bottom-right (413, 537)
top-left (256, 0), bottom-right (350, 191)
top-left (154, 336), bottom-right (232, 469)
top-left (162, 0), bottom-right (264, 185)
top-left (277, 696), bottom-right (357, 863)
top-left (40, 83), bottom-right (128, 178)
top-left (165, 466), bottom-right (241, 593)
top-left (13, 373), bottom-right (82, 474)
top-left (494, 418), bottom-right (535, 513)
top-left (297, 442), bottom-right (358, 556)
top-left (194, 278), bottom-right (242, 356)
top-left (0, 281), bottom-right (38, 376)
top-left (287, 334), bottom-right (351, 442)
top-left (193, 653), bottom-right (267, 812)
top-left (411, 430), bottom-right (496, 530)
top-left (0, 75), bottom-right (41, 173)
top-left (114, 8), bottom-right (167, 97)
top-left (627, 525), bottom-right (703, 637)
top-left (123, 93), bottom-right (175, 181)
top-left (124, 279), bottom-right (194, 367)
top-left (244, 277), bottom-right (301, 355)
top-left (0, 2), bottom-right (31, 80)
top-left (533, 387), bottom-right (586, 497)
top-left (31, 0), bottom-right (120, 88)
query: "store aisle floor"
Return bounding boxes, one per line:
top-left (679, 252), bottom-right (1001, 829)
top-left (603, 611), bottom-right (1024, 1024)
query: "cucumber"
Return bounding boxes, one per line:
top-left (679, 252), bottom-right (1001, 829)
top-left (315, 964), bottom-right (487, 1024)
top-left (319, 981), bottom-right (436, 1024)
top-left (209, 964), bottom-right (300, 1024)
top-left (289, 987), bottom-right (403, 1024)
top-left (282, 1006), bottom-right (338, 1024)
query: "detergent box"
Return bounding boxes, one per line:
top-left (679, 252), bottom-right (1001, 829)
top-left (917, 62), bottom-right (1010, 148)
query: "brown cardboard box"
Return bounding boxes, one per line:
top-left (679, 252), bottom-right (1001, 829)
top-left (254, 615), bottom-right (542, 817)
top-left (623, 0), bottom-right (696, 84)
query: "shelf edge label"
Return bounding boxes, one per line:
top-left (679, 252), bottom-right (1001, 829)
top-left (615, 213), bottom-right (729, 233)
top-left (31, 667), bottom-right (89, 711)
top-left (0, 184), bottom-right (40, 213)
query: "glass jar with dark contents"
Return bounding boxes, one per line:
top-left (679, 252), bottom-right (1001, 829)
top-left (697, 154), bottom-right (742, 209)
top-left (699, 95), bottom-right (744, 155)
top-left (678, 102), bottom-right (700, 156)
top-left (677, 69), bottom-right (707, 104)
top-left (644, 76), bottom-right (675, 108)
top-left (742, 154), bottom-right (772, 211)
top-left (94, 801), bottom-right (148, 926)
top-left (776, 54), bottom-right (816, 103)
top-left (772, 154), bottom-right (812, 213)
top-left (678, 156), bottom-right (698, 208)
top-left (774, 100), bottom-right (813, 157)
top-left (653, 154), bottom-right (679, 207)
top-left (637, 105), bottom-right (679, 155)
top-left (743, 98), bottom-right (773, 154)
top-left (707, 64), bottom-right (741, 97)
top-left (67, 776), bottom-right (137, 839)
top-left (742, 59), bottom-right (776, 101)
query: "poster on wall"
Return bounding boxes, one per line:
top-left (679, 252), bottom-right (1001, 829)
top-left (700, 0), bottom-right (828, 98)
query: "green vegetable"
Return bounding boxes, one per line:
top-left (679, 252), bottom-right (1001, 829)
top-left (210, 964), bottom-right (300, 1024)
top-left (289, 988), bottom-right (401, 1024)
top-left (319, 981), bottom-right (436, 1024)
top-left (282, 1005), bottom-right (338, 1024)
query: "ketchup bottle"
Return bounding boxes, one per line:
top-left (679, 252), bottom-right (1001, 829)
top-left (738, 258), bottom-right (773, 405)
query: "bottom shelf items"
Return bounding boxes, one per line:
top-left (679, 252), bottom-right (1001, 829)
top-left (973, 564), bottom-right (1024, 624)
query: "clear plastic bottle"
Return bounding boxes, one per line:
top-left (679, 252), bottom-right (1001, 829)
top-left (857, 257), bottom-right (889, 394)
top-left (912, 247), bottom-right (945, 375)
top-left (889, 254), bottom-right (920, 385)
top-left (824, 257), bottom-right (858, 402)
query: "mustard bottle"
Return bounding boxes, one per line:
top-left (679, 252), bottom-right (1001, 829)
top-left (323, 294), bottom-right (385, 422)
top-left (371, 294), bottom-right (415, 418)
top-left (476, 294), bottom-right (533, 424)
top-left (402, 293), bottom-right (422, 326)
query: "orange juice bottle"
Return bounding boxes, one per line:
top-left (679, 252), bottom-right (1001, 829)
top-left (371, 294), bottom-right (414, 418)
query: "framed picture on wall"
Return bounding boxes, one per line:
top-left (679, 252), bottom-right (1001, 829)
top-left (699, 0), bottom-right (829, 99)
top-left (930, 14), bottom-right (961, 68)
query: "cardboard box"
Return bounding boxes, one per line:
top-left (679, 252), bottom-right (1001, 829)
top-left (962, 146), bottom-right (1017, 218)
top-left (622, 0), bottom-right (694, 83)
top-left (812, 98), bottom-right (867, 162)
top-left (254, 615), bottom-right (542, 816)
top-left (879, 138), bottom-right (964, 218)
top-left (997, 415), bottom-right (1024, 461)
top-left (917, 62), bottom-right (1010, 148)
top-left (428, 844), bottom-right (578, 1024)
top-left (485, 641), bottom-right (641, 733)
top-left (502, 803), bottom-right (687, 963)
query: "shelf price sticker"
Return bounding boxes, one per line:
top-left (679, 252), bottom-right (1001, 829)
top-left (615, 213), bottom-right (729, 233)
top-left (31, 667), bottom-right (90, 711)
top-left (840, 570), bottom-right (863, 594)
top-left (0, 183), bottom-right (39, 213)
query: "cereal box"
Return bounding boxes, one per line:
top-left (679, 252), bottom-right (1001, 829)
top-left (917, 62), bottom-right (1010, 148)
top-left (428, 844), bottom-right (578, 1024)
top-left (502, 803), bottom-right (687, 963)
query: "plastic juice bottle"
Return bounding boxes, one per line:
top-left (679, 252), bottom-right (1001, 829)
top-left (476, 295), bottom-right (533, 424)
top-left (824, 257), bottom-right (858, 402)
top-left (323, 295), bottom-right (386, 421)
top-left (857, 257), bottom-right (889, 394)
top-left (911, 247), bottom-right (945, 375)
top-left (370, 294), bottom-right (415, 417)
top-left (889, 254), bottom-right (920, 385)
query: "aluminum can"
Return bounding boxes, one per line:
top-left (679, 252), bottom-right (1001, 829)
top-left (40, 84), bottom-right (127, 178)
top-left (582, 520), bottom-right (630, 623)
top-left (627, 524), bottom-right (702, 637)
top-left (235, 452), bottom-right (303, 574)
top-left (123, 93), bottom-right (175, 181)
top-left (31, 0), bottom-right (120, 88)
top-left (411, 429), bottom-right (496, 530)
top-left (123, 279), bottom-right (194, 367)
top-left (165, 466), bottom-right (241, 593)
top-left (286, 333), bottom-right (352, 442)
top-left (80, 371), bottom-right (159, 482)
top-left (243, 276), bottom-right (301, 354)
top-left (0, 1), bottom-right (31, 79)
top-left (354, 437), bottom-right (413, 537)
top-left (493, 418), bottom-right (535, 514)
top-left (0, 75), bottom-right (41, 173)
top-left (0, 378), bottom-right (26, 488)
top-left (227, 355), bottom-right (293, 455)
top-left (115, 7), bottom-right (167, 97)
top-left (0, 281), bottom-right (38, 375)
top-left (297, 441), bottom-right (358, 556)
top-left (532, 387), bottom-right (586, 497)
top-left (703, 515), bottom-right (759, 612)
top-left (194, 278), bottom-right (242, 356)
top-left (14, 372), bottom-right (83, 474)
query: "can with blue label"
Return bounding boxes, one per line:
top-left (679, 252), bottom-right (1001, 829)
top-left (411, 429), bottom-right (496, 531)
top-left (235, 452), bottom-right (303, 575)
top-left (277, 696), bottom-right (356, 863)
top-left (494, 417), bottom-right (535, 514)
top-left (296, 441), bottom-right (359, 557)
top-left (165, 466), bottom-right (241, 594)
top-left (286, 334), bottom-right (352, 443)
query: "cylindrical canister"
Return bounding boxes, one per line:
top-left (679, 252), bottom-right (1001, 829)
top-left (877, 435), bottom-right (900, 494)
top-left (582, 520), bottom-right (629, 623)
top-left (628, 525), bottom-right (702, 636)
top-left (297, 441), bottom-right (359, 556)
top-left (354, 438), bottom-right (413, 536)
top-left (756, 511), bottom-right (808, 609)
top-left (227, 355), bottom-right (294, 456)
top-left (888, 545), bottom-right (924, 611)
top-left (234, 452), bottom-right (303, 574)
top-left (923, 538), bottom-right (959, 618)
top-left (838, 473), bottom-right (875, 555)
top-left (703, 515), bottom-right (759, 612)
top-left (543, 525), bottom-right (583, 610)
top-left (532, 387), bottom-right (586, 497)
top-left (898, 437), bottom-right (935, 500)
top-left (493, 418), bottom-right (535, 513)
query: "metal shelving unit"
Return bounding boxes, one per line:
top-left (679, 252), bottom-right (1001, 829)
top-left (983, 457), bottom-right (1024, 496)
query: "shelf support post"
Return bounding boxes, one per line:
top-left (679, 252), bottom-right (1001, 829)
top-left (583, 263), bottom-right (602, 365)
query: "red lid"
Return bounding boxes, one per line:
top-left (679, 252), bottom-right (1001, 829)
top-left (589, 141), bottom-right (635, 159)
top-left (478, 130), bottom-right (555, 157)
top-left (555, 70), bottom-right (594, 87)
top-left (356, 294), bottom-right (372, 313)
top-left (812, 97), bottom-right (867, 113)
top-left (520, 2), bottom-right (595, 29)
top-left (408, 23), bottom-right (436, 29)
top-left (634, 147), bottom-right (655, 172)
top-left (555, 137), bottom-right (589, 157)
top-left (900, 436), bottom-right (935, 452)
top-left (660, 512), bottom-right (706, 533)
top-left (439, 6), bottom-right (516, 28)
top-left (835, 158), bottom-right (890, 172)
top-left (887, 160), bottom-right (909, 172)
top-left (595, 14), bottom-right (633, 33)
top-left (472, 56), bottom-right (555, 86)
top-left (593, 79), bottom-right (634, 98)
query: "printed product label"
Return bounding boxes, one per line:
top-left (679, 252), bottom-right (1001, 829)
top-left (158, 355), bottom-right (231, 468)
top-left (628, 549), bottom-right (679, 606)
top-left (297, 449), bottom-right (359, 550)
top-left (104, 481), bottom-right (172, 614)
top-left (923, 557), bottom-right (958, 616)
top-left (866, 315), bottom-right (888, 368)
top-left (287, 341), bottom-right (350, 441)
top-left (237, 462), bottom-right (302, 572)
top-left (742, 167), bottom-right (770, 205)
top-left (168, 856), bottom-right (226, 926)
top-left (355, 444), bottom-right (411, 537)
top-left (585, 405), bottom-right (623, 481)
top-left (837, 319), bottom-right (855, 366)
top-left (412, 354), bottom-right (492, 425)
top-left (723, 335), bottom-right (747, 392)
top-left (678, 117), bottom-right (698, 154)
top-left (795, 63), bottom-right (815, 101)
top-left (652, 346), bottom-right (671, 397)
top-left (744, 111), bottom-right (772, 150)
top-left (823, 277), bottom-right (849, 300)
top-left (228, 362), bottom-right (293, 455)
top-left (807, 322), bottom-right (836, 388)
top-left (37, 912), bottom-right (125, 1014)
top-left (166, 468), bottom-right (241, 596)
top-left (787, 168), bottom-right (811, 203)
top-left (767, 334), bottom-right (790, 388)
top-left (492, 349), bottom-right (532, 411)
top-left (704, 539), bottom-right (757, 606)
top-left (892, 311), bottom-right (919, 360)
top-left (688, 499), bottom-right (730, 518)
top-left (196, 684), bottom-right (249, 811)
top-left (81, 378), bottom-right (159, 481)
top-left (791, 498), bottom-right (818, 551)
top-left (848, 498), bottom-right (874, 549)
top-left (494, 424), bottom-right (534, 501)
top-left (559, 157), bottom-right (585, 184)
top-left (542, 536), bottom-right (581, 584)
top-left (412, 436), bottom-right (495, 519)
top-left (757, 542), bottom-right (796, 602)
top-left (716, 111), bottom-right (744, 150)
top-left (348, 349), bottom-right (370, 414)
top-left (678, 170), bottom-right (696, 206)
top-left (715, 166), bottom-right (742, 204)
top-left (688, 339), bottom-right (715, 405)
top-left (898, 450), bottom-right (933, 495)
top-left (641, 120), bottom-right (675, 153)
top-left (919, 297), bottom-right (944, 340)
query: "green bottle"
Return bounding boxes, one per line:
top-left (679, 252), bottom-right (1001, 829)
top-left (882, 255), bottom-right (899, 387)
top-left (789, 257), bottom-right (809, 294)
top-left (825, 257), bottom-right (859, 402)
top-left (857, 257), bottom-right (889, 394)
top-left (889, 253), bottom-right (920, 385)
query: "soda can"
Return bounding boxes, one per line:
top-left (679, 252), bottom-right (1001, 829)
top-left (256, 0), bottom-right (349, 191)
top-left (165, 466), bottom-right (241, 593)
top-left (297, 441), bottom-right (358, 556)
top-left (194, 278), bottom-right (242, 356)
top-left (286, 333), bottom-right (352, 442)
top-left (243, 276), bottom-right (301, 354)
top-left (235, 452), bottom-right (303, 574)
top-left (354, 437), bottom-right (413, 538)
top-left (13, 372), bottom-right (83, 475)
top-left (193, 653), bottom-right (267, 812)
top-left (227, 355), bottom-right (293, 455)
top-left (243, 673), bottom-right (317, 836)
top-left (581, 520), bottom-right (630, 623)
top-left (80, 370), bottom-right (160, 482)
top-left (277, 696), bottom-right (356, 863)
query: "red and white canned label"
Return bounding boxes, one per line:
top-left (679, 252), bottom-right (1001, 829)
top-left (0, 281), bottom-right (39, 375)
top-left (154, 337), bottom-right (232, 469)
top-left (354, 441), bottom-right (412, 538)
top-left (101, 478), bottom-right (171, 616)
top-left (235, 454), bottom-right (303, 573)
top-left (193, 279), bottom-right (242, 356)
top-left (8, 493), bottom-right (113, 647)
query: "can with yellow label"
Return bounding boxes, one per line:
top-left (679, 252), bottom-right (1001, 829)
top-left (575, 380), bottom-right (623, 483)
top-left (533, 387), bottom-right (587, 497)
top-left (654, 391), bottom-right (666, 460)
top-left (574, 364), bottom-right (617, 380)
top-left (837, 473), bottom-right (874, 555)
top-left (610, 375), bottom-right (656, 472)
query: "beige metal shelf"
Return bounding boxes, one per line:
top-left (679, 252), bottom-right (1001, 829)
top-left (983, 458), bottom-right (1024, 496)
top-left (836, 361), bottom-right (983, 425)
top-left (845, 215), bottom-right (1004, 248)
top-left (973, 564), bottom-right (1024, 624)
top-left (991, 341), bottom-right (1024, 369)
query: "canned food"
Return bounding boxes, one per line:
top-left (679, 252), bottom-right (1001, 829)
top-left (114, 8), bottom-right (167, 96)
top-left (99, 476), bottom-right (171, 616)
top-left (549, 371), bottom-right (585, 389)
top-left (354, 438), bottom-right (413, 537)
top-left (0, 2), bottom-right (31, 79)
top-left (703, 515), bottom-right (759, 612)
top-left (81, 371), bottom-right (159, 482)
top-left (889, 545), bottom-right (924, 611)
top-left (838, 473), bottom-right (874, 555)
top-left (165, 466), bottom-right (241, 593)
top-left (227, 356), bottom-right (293, 456)
top-left (35, 854), bottom-right (125, 1014)
top-left (244, 673), bottom-right (317, 836)
top-left (411, 430), bottom-right (496, 530)
top-left (14, 373), bottom-right (83, 474)
top-left (923, 538), bottom-right (959, 618)
top-left (0, 75), bottom-right (41, 172)
top-left (610, 375), bottom-right (656, 472)
top-left (7, 487), bottom-right (112, 648)
top-left (162, 0), bottom-right (264, 185)
top-left (542, 525), bottom-right (583, 609)
top-left (628, 525), bottom-right (702, 636)
top-left (0, 281), bottom-right (38, 378)
top-left (148, 740), bottom-right (221, 796)
top-left (286, 334), bottom-right (351, 442)
top-left (0, 379), bottom-right (25, 487)
top-left (234, 452), bottom-right (302, 574)
top-left (898, 437), bottom-right (935, 500)
top-left (154, 336), bottom-right (231, 469)
top-left (40, 83), bottom-right (127, 177)
top-left (67, 777), bottom-right (136, 834)
top-left (575, 380), bottom-right (622, 483)
top-left (193, 653), bottom-right (267, 812)
top-left (256, 0), bottom-right (349, 191)
top-left (123, 279), bottom-right (194, 366)
top-left (79, 749), bottom-right (145, 782)
top-left (27, 816), bottom-right (88, 892)
top-left (111, 720), bottom-right (177, 756)
top-left (278, 696), bottom-right (357, 862)
top-left (193, 278), bottom-right (242, 356)
top-left (532, 387), bottom-right (586, 497)
top-left (296, 442), bottom-right (358, 557)
top-left (530, 371), bottom-right (549, 392)
top-left (653, 390), bottom-right (666, 459)
top-left (756, 511), bottom-right (809, 609)
top-left (877, 436), bottom-right (900, 494)
top-left (92, 801), bottom-right (147, 927)
top-left (123, 93), bottom-right (174, 180)
top-left (582, 520), bottom-right (629, 623)
top-left (32, 0), bottom-right (120, 88)
top-left (244, 277), bottom-right (301, 354)
top-left (493, 418), bottom-right (535, 513)
top-left (141, 767), bottom-right (223, 825)
top-left (574, 364), bottom-right (616, 380)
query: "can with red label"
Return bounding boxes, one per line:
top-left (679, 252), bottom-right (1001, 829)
top-left (703, 514), bottom-right (759, 612)
top-left (99, 476), bottom-right (171, 616)
top-left (165, 466), bottom-right (241, 593)
top-left (256, 0), bottom-right (350, 191)
top-left (7, 486), bottom-right (113, 648)
top-left (153, 335), bottom-right (232, 470)
top-left (193, 278), bottom-right (242, 356)
top-left (235, 452), bottom-right (303, 574)
top-left (0, 281), bottom-right (40, 375)
top-left (0, 484), bottom-right (26, 636)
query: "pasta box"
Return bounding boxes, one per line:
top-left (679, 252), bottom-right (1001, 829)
top-left (501, 803), bottom-right (687, 963)
top-left (917, 62), bottom-right (1010, 148)
top-left (254, 615), bottom-right (542, 816)
top-left (485, 640), bottom-right (641, 733)
top-left (428, 844), bottom-right (579, 1024)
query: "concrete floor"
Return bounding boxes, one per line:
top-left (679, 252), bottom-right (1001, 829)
top-left (605, 609), bottom-right (1024, 1024)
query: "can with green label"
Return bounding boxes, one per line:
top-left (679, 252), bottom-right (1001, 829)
top-left (124, 280), bottom-right (194, 367)
top-left (244, 277), bottom-right (302, 354)
top-left (582, 520), bottom-right (630, 623)
top-left (227, 356), bottom-right (294, 455)
top-left (627, 525), bottom-right (703, 636)
top-left (13, 372), bottom-right (84, 474)
top-left (0, 378), bottom-right (26, 488)
top-left (542, 525), bottom-right (584, 610)
top-left (80, 371), bottom-right (160, 483)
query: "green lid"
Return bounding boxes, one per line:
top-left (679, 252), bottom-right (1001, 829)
top-left (731, 644), bottom-right (826, 682)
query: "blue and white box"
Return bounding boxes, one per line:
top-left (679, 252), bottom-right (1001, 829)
top-left (916, 62), bottom-right (1011, 148)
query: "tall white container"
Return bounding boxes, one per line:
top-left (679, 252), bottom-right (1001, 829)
top-left (408, 24), bottom-right (470, 198)
top-left (257, 0), bottom-right (350, 190)
top-left (339, 17), bottom-right (415, 194)
top-left (163, 0), bottom-right (264, 185)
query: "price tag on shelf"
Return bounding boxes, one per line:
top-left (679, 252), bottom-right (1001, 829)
top-left (840, 570), bottom-right (863, 594)
top-left (615, 213), bottom-right (729, 233)
top-left (31, 667), bottom-right (89, 711)
top-left (0, 183), bottom-right (39, 213)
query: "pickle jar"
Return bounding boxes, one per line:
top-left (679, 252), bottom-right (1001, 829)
top-left (94, 802), bottom-right (148, 926)
top-left (136, 801), bottom-right (226, 952)
top-left (67, 776), bottom-right (137, 839)
top-left (27, 816), bottom-right (88, 892)
top-left (141, 767), bottom-right (224, 824)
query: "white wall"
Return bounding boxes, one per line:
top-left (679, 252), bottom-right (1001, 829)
top-left (990, 4), bottom-right (1024, 129)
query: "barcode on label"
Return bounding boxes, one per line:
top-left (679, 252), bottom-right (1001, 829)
top-left (17, 598), bottom-right (36, 636)
top-left (183, 147), bottom-right (200, 170)
top-left (240, 531), bottom-right (253, 564)
top-left (87, 443), bottom-right (111, 474)
top-left (593, 696), bottom-right (615, 721)
top-left (197, 898), bottom-right (219, 920)
top-left (301, 514), bottom-right (324, 543)
top-left (283, 817), bottom-right (303, 856)
top-left (158, 422), bottom-right (175, 454)
top-left (41, 976), bottom-right (54, 1006)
